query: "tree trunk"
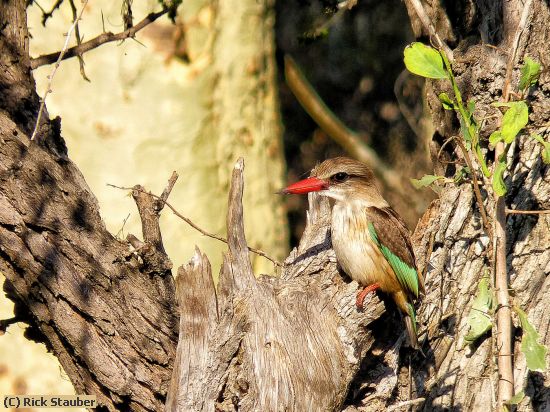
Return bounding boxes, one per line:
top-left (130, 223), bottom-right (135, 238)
top-left (1, 0), bottom-right (549, 411)
top-left (400, 0), bottom-right (550, 410)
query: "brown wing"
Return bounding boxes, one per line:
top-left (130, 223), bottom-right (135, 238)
top-left (366, 206), bottom-right (425, 295)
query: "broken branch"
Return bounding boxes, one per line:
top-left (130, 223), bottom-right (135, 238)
top-left (108, 182), bottom-right (283, 267)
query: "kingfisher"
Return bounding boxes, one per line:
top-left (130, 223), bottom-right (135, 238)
top-left (282, 157), bottom-right (424, 349)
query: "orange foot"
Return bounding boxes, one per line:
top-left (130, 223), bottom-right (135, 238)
top-left (356, 283), bottom-right (381, 309)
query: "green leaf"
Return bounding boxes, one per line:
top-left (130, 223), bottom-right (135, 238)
top-left (499, 101), bottom-right (529, 143)
top-left (492, 155), bottom-right (507, 197)
top-left (505, 391), bottom-right (525, 406)
top-left (489, 131), bottom-right (503, 146)
top-left (515, 306), bottom-right (548, 372)
top-left (519, 57), bottom-right (541, 91)
top-left (467, 100), bottom-right (476, 118)
top-left (459, 117), bottom-right (472, 147)
top-left (492, 102), bottom-right (514, 108)
top-left (404, 43), bottom-right (448, 79)
top-left (411, 174), bottom-right (444, 189)
top-left (530, 134), bottom-right (550, 164)
top-left (453, 166), bottom-right (470, 183)
top-left (464, 276), bottom-right (493, 343)
top-left (439, 92), bottom-right (455, 110)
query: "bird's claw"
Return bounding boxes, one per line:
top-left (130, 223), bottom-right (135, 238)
top-left (355, 283), bottom-right (380, 309)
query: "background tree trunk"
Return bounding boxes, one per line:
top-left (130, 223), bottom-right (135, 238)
top-left (28, 0), bottom-right (288, 276)
top-left (0, 0), bottom-right (549, 411)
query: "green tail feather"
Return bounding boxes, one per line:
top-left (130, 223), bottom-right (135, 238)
top-left (407, 302), bottom-right (417, 334)
top-left (367, 222), bottom-right (420, 298)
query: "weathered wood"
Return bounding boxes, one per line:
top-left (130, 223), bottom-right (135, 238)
top-left (166, 159), bottom-right (387, 411)
top-left (165, 248), bottom-right (217, 411)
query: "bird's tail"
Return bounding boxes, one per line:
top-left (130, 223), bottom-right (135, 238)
top-left (405, 302), bottom-right (419, 350)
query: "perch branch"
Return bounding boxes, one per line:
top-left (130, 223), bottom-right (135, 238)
top-left (30, 8), bottom-right (169, 69)
top-left (108, 183), bottom-right (282, 267)
top-left (30, 0), bottom-right (89, 140)
top-left (284, 55), bottom-right (415, 204)
top-left (407, 0), bottom-right (453, 60)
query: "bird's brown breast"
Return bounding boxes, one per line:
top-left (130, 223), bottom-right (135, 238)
top-left (331, 202), bottom-right (401, 294)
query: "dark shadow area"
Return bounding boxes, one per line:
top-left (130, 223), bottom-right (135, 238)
top-left (275, 0), bottom-right (434, 245)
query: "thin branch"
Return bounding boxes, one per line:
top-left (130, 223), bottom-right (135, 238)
top-left (0, 316), bottom-right (21, 335)
top-left (30, 8), bottom-right (169, 69)
top-left (41, 0), bottom-right (64, 26)
top-left (386, 397), bottom-right (426, 412)
top-left (284, 55), bottom-right (414, 204)
top-left (68, 0), bottom-right (90, 81)
top-left (494, 1), bottom-right (533, 407)
top-left (407, 0), bottom-right (453, 60)
top-left (30, 0), bottom-right (89, 140)
top-left (107, 184), bottom-right (283, 267)
top-left (454, 137), bottom-right (491, 236)
top-left (506, 208), bottom-right (550, 215)
top-left (158, 171), bottom-right (179, 209)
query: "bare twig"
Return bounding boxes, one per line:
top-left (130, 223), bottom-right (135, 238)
top-left (454, 137), bottom-right (491, 236)
top-left (30, 8), bottom-right (169, 69)
top-left (494, 1), bottom-right (533, 407)
top-left (407, 0), bottom-right (453, 60)
top-left (506, 208), bottom-right (550, 215)
top-left (30, 0), bottom-right (89, 141)
top-left (115, 213), bottom-right (131, 239)
top-left (107, 183), bottom-right (283, 267)
top-left (284, 55), bottom-right (414, 204)
top-left (131, 172), bottom-right (179, 253)
top-left (41, 0), bottom-right (64, 26)
top-left (386, 397), bottom-right (426, 412)
top-left (68, 0), bottom-right (90, 81)
top-left (0, 316), bottom-right (21, 335)
top-left (159, 171), bottom-right (178, 208)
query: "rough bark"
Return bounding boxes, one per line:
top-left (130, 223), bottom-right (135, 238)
top-left (1, 0), bottom-right (549, 411)
top-left (166, 159), bottom-right (389, 411)
top-left (396, 0), bottom-right (550, 411)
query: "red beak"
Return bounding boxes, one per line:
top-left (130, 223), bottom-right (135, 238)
top-left (280, 177), bottom-right (328, 194)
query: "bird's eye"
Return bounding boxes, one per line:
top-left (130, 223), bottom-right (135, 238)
top-left (331, 172), bottom-right (349, 183)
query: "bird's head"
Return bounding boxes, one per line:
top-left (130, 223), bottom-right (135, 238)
top-left (282, 157), bottom-right (386, 206)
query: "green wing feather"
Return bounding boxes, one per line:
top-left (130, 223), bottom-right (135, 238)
top-left (367, 222), bottom-right (420, 298)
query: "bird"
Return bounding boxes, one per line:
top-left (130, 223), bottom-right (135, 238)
top-left (282, 157), bottom-right (424, 349)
